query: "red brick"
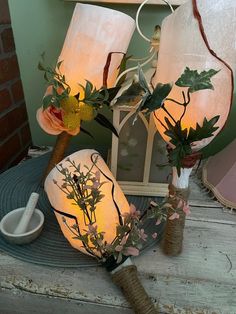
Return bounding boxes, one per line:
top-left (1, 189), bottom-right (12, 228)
top-left (11, 79), bottom-right (24, 102)
top-left (0, 133), bottom-right (21, 170)
top-left (1, 27), bottom-right (15, 53)
top-left (0, 55), bottom-right (20, 84)
top-left (0, 103), bottom-right (28, 141)
top-left (21, 123), bottom-right (32, 145)
top-left (0, 0), bottom-right (11, 24)
top-left (0, 88), bottom-right (11, 111)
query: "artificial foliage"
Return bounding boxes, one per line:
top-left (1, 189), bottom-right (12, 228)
top-left (52, 156), bottom-right (189, 267)
top-left (38, 57), bottom-right (123, 137)
top-left (117, 66), bottom-right (220, 174)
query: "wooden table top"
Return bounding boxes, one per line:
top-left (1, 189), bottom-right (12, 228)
top-left (1, 177), bottom-right (236, 314)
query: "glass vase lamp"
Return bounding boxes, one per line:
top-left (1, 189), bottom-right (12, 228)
top-left (152, 0), bottom-right (235, 255)
top-left (36, 3), bottom-right (135, 180)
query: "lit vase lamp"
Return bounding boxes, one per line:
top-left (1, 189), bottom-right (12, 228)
top-left (153, 0), bottom-right (235, 255)
top-left (45, 149), bottom-right (157, 314)
top-left (37, 3), bottom-right (135, 179)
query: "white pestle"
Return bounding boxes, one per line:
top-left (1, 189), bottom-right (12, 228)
top-left (13, 192), bottom-right (39, 235)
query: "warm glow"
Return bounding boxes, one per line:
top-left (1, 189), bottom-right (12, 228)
top-left (153, 0), bottom-right (235, 151)
top-left (44, 150), bottom-right (130, 256)
top-left (58, 3), bottom-right (135, 95)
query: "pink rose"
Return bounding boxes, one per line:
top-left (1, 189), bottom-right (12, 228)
top-left (36, 105), bottom-right (80, 136)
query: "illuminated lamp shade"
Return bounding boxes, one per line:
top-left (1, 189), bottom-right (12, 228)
top-left (44, 149), bottom-right (158, 313)
top-left (58, 3), bottom-right (135, 95)
top-left (40, 3), bottom-right (135, 179)
top-left (152, 0), bottom-right (235, 256)
top-left (153, 0), bottom-right (235, 152)
top-left (44, 149), bottom-right (130, 254)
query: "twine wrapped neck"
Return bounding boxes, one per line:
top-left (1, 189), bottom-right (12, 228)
top-left (162, 184), bottom-right (189, 256)
top-left (111, 265), bottom-right (158, 314)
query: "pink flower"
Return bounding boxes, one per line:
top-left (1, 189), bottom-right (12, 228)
top-left (124, 246), bottom-right (140, 256)
top-left (37, 105), bottom-right (80, 136)
top-left (115, 236), bottom-right (127, 252)
top-left (183, 203), bottom-right (191, 216)
top-left (138, 228), bottom-right (148, 241)
top-left (152, 233), bottom-right (158, 239)
top-left (169, 212), bottom-right (180, 220)
top-left (155, 219), bottom-right (161, 225)
top-left (87, 224), bottom-right (98, 236)
top-left (122, 204), bottom-right (141, 220)
top-left (177, 199), bottom-right (184, 208)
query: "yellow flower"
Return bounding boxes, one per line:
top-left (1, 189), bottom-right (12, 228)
top-left (79, 102), bottom-right (96, 121)
top-left (60, 96), bottom-right (79, 113)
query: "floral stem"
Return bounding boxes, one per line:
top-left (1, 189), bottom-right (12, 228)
top-left (162, 104), bottom-right (177, 124)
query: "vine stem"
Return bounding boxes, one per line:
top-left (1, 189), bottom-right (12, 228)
top-left (162, 104), bottom-right (177, 124)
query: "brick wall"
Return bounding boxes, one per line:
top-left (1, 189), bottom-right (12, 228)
top-left (0, 0), bottom-right (32, 172)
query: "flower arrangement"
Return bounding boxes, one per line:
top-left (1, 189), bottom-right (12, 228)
top-left (117, 66), bottom-right (220, 175)
top-left (37, 59), bottom-right (119, 137)
top-left (37, 58), bottom-right (123, 180)
top-left (117, 66), bottom-right (220, 255)
top-left (53, 155), bottom-right (167, 266)
top-left (46, 150), bottom-right (179, 313)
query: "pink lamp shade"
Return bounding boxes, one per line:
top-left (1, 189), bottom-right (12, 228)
top-left (203, 139), bottom-right (236, 209)
top-left (58, 3), bottom-right (135, 95)
top-left (153, 0), bottom-right (235, 151)
top-left (44, 149), bottom-right (130, 256)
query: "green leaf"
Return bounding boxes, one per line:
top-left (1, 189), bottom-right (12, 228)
top-left (175, 67), bottom-right (219, 93)
top-left (42, 94), bottom-right (53, 109)
top-left (141, 83), bottom-right (172, 113)
top-left (94, 113), bottom-right (119, 137)
top-left (101, 86), bottom-right (121, 104)
top-left (57, 60), bottom-right (63, 70)
top-left (187, 115), bottom-right (220, 142)
top-left (85, 80), bottom-right (93, 98)
top-left (115, 82), bottom-right (144, 107)
top-left (38, 61), bottom-right (45, 71)
top-left (138, 65), bottom-right (151, 93)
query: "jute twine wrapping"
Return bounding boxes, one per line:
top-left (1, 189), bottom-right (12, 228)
top-left (162, 184), bottom-right (190, 256)
top-left (43, 131), bottom-right (72, 181)
top-left (111, 265), bottom-right (158, 314)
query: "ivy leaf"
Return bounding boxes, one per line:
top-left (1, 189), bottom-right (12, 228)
top-left (187, 115), bottom-right (220, 142)
top-left (175, 67), bottom-right (219, 93)
top-left (94, 113), bottom-right (119, 137)
top-left (115, 82), bottom-right (144, 107)
top-left (141, 83), bottom-right (172, 113)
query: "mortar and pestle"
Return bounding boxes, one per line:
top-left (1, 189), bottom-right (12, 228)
top-left (0, 193), bottom-right (44, 245)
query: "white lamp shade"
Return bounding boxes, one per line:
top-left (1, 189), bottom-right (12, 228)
top-left (153, 0), bottom-right (235, 150)
top-left (44, 149), bottom-right (130, 256)
top-left (58, 4), bottom-right (135, 95)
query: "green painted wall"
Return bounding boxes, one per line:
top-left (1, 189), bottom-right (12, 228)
top-left (8, 0), bottom-right (235, 156)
